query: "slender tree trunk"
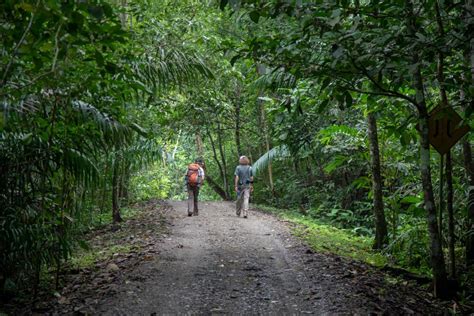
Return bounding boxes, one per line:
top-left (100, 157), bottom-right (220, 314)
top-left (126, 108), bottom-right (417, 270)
top-left (256, 64), bottom-right (274, 193)
top-left (217, 122), bottom-right (230, 198)
top-left (206, 174), bottom-right (231, 201)
top-left (435, 1), bottom-right (448, 107)
top-left (461, 63), bottom-right (474, 265)
top-left (196, 132), bottom-right (229, 200)
top-left (463, 139), bottom-right (474, 265)
top-left (406, 0), bottom-right (448, 297)
top-left (464, 0), bottom-right (474, 266)
top-left (33, 259), bottom-right (40, 299)
top-left (196, 132), bottom-right (204, 157)
top-left (435, 0), bottom-right (449, 245)
top-left (172, 130), bottom-right (181, 160)
top-left (206, 127), bottom-right (228, 199)
top-left (418, 109), bottom-right (448, 297)
top-left (367, 112), bottom-right (388, 249)
top-left (99, 159), bottom-right (110, 214)
top-left (234, 86), bottom-right (243, 157)
top-left (262, 111), bottom-right (273, 190)
top-left (446, 151), bottom-right (455, 277)
top-left (119, 163), bottom-right (129, 201)
top-left (112, 154), bottom-right (122, 223)
top-left (120, 0), bottom-right (128, 28)
top-left (438, 155), bottom-right (445, 241)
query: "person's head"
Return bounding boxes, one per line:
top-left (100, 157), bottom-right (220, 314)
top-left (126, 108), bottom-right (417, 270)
top-left (239, 155), bottom-right (250, 165)
top-left (195, 157), bottom-right (204, 166)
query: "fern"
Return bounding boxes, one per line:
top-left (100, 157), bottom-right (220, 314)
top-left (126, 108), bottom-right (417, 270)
top-left (318, 124), bottom-right (360, 145)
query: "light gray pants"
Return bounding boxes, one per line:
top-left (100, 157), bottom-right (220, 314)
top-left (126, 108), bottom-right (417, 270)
top-left (236, 187), bottom-right (250, 217)
top-left (187, 185), bottom-right (199, 215)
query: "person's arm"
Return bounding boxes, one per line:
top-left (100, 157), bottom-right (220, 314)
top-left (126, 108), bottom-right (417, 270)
top-left (234, 175), bottom-right (239, 192)
top-left (249, 167), bottom-right (254, 192)
top-left (234, 167), bottom-right (239, 192)
top-left (200, 167), bottom-right (205, 181)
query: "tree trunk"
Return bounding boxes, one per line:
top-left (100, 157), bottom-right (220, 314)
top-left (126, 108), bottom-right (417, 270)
top-left (206, 127), bottom-right (229, 200)
top-left (438, 155), bottom-right (444, 241)
top-left (196, 131), bottom-right (230, 200)
top-left (256, 64), bottom-right (274, 193)
top-left (112, 154), bottom-right (122, 223)
top-left (195, 132), bottom-right (204, 157)
top-left (172, 130), bottom-right (181, 160)
top-left (406, 0), bottom-right (448, 297)
top-left (446, 151), bottom-right (455, 278)
top-left (206, 174), bottom-right (231, 201)
top-left (120, 0), bottom-right (128, 28)
top-left (100, 162), bottom-right (109, 213)
top-left (234, 86), bottom-right (243, 157)
top-left (217, 122), bottom-right (230, 198)
top-left (418, 111), bottom-right (448, 298)
top-left (463, 139), bottom-right (474, 265)
top-left (464, 0), bottom-right (474, 266)
top-left (435, 0), bottom-right (448, 244)
top-left (119, 164), bottom-right (129, 201)
top-left (367, 112), bottom-right (388, 249)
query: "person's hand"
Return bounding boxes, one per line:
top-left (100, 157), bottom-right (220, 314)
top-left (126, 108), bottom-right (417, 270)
top-left (235, 186), bottom-right (239, 192)
top-left (250, 185), bottom-right (254, 193)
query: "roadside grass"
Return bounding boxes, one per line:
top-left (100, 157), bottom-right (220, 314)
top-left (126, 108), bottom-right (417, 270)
top-left (257, 204), bottom-right (474, 312)
top-left (86, 206), bottom-right (141, 230)
top-left (68, 244), bottom-right (138, 270)
top-left (67, 202), bottom-right (163, 271)
top-left (255, 204), bottom-right (387, 267)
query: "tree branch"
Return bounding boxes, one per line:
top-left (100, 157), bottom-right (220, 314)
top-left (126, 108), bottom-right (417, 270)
top-left (1, 1), bottom-right (39, 87)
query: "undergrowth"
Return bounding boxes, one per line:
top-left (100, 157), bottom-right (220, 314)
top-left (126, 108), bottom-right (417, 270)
top-left (255, 204), bottom-right (387, 267)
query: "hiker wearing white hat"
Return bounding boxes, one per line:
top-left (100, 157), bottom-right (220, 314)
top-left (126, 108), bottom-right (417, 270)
top-left (234, 155), bottom-right (254, 218)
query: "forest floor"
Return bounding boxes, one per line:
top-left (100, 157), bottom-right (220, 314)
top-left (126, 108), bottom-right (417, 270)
top-left (6, 200), bottom-right (456, 315)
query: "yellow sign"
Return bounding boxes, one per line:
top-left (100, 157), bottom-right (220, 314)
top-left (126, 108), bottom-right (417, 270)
top-left (428, 106), bottom-right (470, 155)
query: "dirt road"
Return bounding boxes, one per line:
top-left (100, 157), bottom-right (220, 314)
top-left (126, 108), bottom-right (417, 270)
top-left (95, 201), bottom-right (324, 315)
top-left (91, 201), bottom-right (443, 315)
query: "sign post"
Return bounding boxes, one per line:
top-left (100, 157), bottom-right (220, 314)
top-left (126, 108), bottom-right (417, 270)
top-left (428, 105), bottom-right (470, 241)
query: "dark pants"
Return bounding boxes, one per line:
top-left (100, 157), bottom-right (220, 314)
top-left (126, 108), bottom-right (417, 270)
top-left (187, 185), bottom-right (199, 215)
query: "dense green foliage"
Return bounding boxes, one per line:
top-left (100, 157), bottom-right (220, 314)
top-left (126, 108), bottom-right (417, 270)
top-left (1, 0), bottom-right (473, 301)
top-left (0, 0), bottom-right (210, 294)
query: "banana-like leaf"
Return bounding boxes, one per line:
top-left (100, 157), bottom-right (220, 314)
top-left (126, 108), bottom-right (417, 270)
top-left (253, 145), bottom-right (290, 175)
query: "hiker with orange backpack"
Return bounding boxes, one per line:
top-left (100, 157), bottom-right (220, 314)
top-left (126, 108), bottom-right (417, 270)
top-left (185, 158), bottom-right (205, 216)
top-left (234, 155), bottom-right (253, 218)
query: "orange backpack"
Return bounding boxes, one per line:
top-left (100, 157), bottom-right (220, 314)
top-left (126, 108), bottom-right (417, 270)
top-left (187, 163), bottom-right (201, 186)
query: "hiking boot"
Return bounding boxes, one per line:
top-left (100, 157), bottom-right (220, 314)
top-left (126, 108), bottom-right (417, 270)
top-left (193, 211), bottom-right (198, 216)
top-left (243, 215), bottom-right (247, 218)
top-left (188, 212), bottom-right (192, 217)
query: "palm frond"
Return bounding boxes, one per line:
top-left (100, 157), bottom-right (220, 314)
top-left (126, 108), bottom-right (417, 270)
top-left (318, 124), bottom-right (360, 145)
top-left (252, 68), bottom-right (297, 91)
top-left (72, 100), bottom-right (133, 147)
top-left (252, 145), bottom-right (290, 175)
top-left (122, 138), bottom-right (163, 172)
top-left (131, 48), bottom-right (213, 94)
top-left (62, 147), bottom-right (99, 186)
